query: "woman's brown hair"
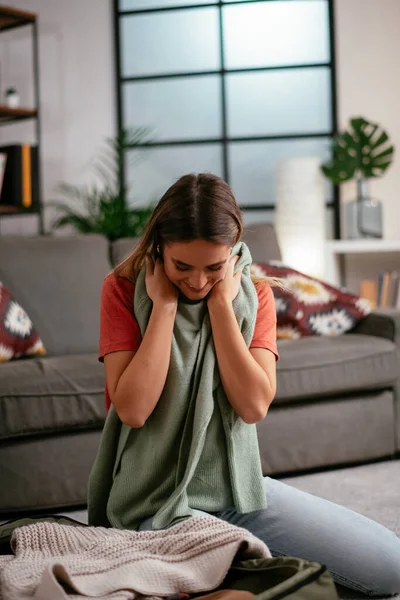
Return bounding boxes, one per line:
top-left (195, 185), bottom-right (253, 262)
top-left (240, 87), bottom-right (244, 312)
top-left (115, 173), bottom-right (275, 287)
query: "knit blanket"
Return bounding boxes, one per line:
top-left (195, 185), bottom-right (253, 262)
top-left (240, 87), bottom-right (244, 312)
top-left (0, 516), bottom-right (271, 600)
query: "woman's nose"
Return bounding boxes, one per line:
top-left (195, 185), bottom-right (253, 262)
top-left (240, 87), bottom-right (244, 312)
top-left (188, 272), bottom-right (208, 290)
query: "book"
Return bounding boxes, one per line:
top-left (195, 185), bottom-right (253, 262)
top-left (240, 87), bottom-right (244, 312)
top-left (0, 145), bottom-right (39, 210)
top-left (360, 280), bottom-right (378, 309)
top-left (0, 152), bottom-right (7, 197)
top-left (380, 271), bottom-right (391, 308)
top-left (377, 272), bottom-right (384, 307)
top-left (388, 271), bottom-right (400, 308)
top-left (396, 279), bottom-right (400, 310)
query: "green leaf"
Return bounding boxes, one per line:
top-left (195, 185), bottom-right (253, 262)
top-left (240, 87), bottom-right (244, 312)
top-left (321, 117), bottom-right (395, 183)
top-left (369, 130), bottom-right (388, 149)
top-left (370, 146), bottom-right (394, 161)
top-left (52, 214), bottom-right (94, 233)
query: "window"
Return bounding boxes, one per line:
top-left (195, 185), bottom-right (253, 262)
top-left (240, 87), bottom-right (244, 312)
top-left (115, 0), bottom-right (338, 236)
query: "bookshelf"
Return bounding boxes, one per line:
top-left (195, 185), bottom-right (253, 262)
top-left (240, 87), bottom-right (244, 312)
top-left (325, 239), bottom-right (400, 306)
top-left (0, 5), bottom-right (43, 233)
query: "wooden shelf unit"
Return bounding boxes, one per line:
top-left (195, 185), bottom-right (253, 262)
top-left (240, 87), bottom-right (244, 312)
top-left (0, 5), bottom-right (43, 233)
top-left (325, 239), bottom-right (400, 288)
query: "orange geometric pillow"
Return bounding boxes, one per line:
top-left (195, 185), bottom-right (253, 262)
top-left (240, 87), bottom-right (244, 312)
top-left (0, 282), bottom-right (46, 361)
top-left (252, 262), bottom-right (371, 340)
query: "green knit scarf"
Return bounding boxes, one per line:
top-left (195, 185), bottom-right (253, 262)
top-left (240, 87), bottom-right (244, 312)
top-left (88, 242), bottom-right (266, 530)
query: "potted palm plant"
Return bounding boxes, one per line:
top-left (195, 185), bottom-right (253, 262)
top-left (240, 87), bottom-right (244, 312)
top-left (52, 127), bottom-right (154, 243)
top-left (321, 117), bottom-right (395, 238)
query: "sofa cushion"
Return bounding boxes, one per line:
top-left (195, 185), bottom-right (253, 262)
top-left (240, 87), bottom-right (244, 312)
top-left (243, 223), bottom-right (281, 263)
top-left (0, 354), bottom-right (106, 441)
top-left (252, 262), bottom-right (371, 338)
top-left (257, 390), bottom-right (395, 475)
top-left (0, 282), bottom-right (46, 361)
top-left (275, 334), bottom-right (397, 403)
top-left (0, 431), bottom-right (102, 513)
top-left (0, 235), bottom-right (110, 356)
top-left (111, 238), bottom-right (140, 267)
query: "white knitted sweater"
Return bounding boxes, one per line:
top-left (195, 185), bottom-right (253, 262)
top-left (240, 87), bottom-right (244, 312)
top-left (0, 516), bottom-right (271, 600)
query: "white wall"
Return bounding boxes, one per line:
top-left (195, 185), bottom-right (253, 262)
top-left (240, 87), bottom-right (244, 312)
top-left (0, 0), bottom-right (115, 234)
top-left (2, 0), bottom-right (399, 243)
top-left (335, 0), bottom-right (400, 240)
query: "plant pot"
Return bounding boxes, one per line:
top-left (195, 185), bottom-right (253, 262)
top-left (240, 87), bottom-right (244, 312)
top-left (344, 178), bottom-right (382, 239)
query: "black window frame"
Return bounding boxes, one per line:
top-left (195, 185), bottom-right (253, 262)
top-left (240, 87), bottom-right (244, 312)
top-left (113, 0), bottom-right (340, 238)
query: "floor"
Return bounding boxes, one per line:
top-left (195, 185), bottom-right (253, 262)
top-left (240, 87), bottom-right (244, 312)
top-left (282, 460), bottom-right (400, 599)
top-left (62, 459), bottom-right (400, 600)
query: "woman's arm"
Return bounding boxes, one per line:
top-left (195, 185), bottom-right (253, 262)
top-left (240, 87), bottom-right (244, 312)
top-left (105, 257), bottom-right (178, 428)
top-left (208, 262), bottom-right (277, 424)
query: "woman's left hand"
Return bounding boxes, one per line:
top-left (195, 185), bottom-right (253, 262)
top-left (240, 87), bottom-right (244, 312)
top-left (208, 256), bottom-right (242, 305)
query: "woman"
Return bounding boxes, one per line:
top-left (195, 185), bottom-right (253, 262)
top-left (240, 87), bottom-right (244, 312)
top-left (89, 173), bottom-right (400, 597)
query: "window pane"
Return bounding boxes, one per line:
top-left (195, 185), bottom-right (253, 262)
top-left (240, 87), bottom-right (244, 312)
top-left (228, 138), bottom-right (332, 207)
top-left (123, 76), bottom-right (222, 141)
top-left (125, 145), bottom-right (223, 206)
top-left (121, 9), bottom-right (220, 76)
top-left (223, 1), bottom-right (329, 69)
top-left (226, 68), bottom-right (331, 137)
top-left (120, 0), bottom-right (214, 9)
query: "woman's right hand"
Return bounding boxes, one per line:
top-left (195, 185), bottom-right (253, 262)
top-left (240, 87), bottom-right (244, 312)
top-left (145, 255), bottom-right (178, 309)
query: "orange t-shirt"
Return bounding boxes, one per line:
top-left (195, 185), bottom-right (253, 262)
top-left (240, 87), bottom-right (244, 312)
top-left (99, 273), bottom-right (279, 411)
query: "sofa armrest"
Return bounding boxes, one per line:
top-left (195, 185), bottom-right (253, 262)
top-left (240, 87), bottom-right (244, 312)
top-left (350, 308), bottom-right (400, 452)
top-left (349, 308), bottom-right (400, 345)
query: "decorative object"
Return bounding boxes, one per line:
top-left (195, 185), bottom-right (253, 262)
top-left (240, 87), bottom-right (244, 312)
top-left (0, 281), bottom-right (46, 361)
top-left (275, 157), bottom-right (326, 279)
top-left (251, 261), bottom-right (371, 339)
top-left (52, 128), bottom-right (154, 241)
top-left (5, 87), bottom-right (20, 108)
top-left (321, 117), bottom-right (395, 239)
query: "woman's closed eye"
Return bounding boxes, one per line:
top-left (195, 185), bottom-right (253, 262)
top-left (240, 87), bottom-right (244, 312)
top-left (175, 265), bottom-right (191, 272)
top-left (174, 264), bottom-right (223, 272)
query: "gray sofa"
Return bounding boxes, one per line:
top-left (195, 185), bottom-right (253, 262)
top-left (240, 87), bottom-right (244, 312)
top-left (0, 224), bottom-right (399, 516)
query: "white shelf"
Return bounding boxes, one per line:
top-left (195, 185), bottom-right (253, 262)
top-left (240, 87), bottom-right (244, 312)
top-left (327, 239), bottom-right (400, 254)
top-left (325, 239), bottom-right (400, 286)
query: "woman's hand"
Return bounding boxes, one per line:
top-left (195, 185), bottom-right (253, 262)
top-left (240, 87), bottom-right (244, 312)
top-left (145, 255), bottom-right (178, 309)
top-left (208, 256), bottom-right (242, 306)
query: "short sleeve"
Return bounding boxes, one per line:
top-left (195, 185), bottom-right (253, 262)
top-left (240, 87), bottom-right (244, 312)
top-left (250, 282), bottom-right (279, 360)
top-left (99, 273), bottom-right (142, 362)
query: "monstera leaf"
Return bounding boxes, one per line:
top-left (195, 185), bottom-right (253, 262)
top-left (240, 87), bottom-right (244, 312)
top-left (321, 117), bottom-right (395, 184)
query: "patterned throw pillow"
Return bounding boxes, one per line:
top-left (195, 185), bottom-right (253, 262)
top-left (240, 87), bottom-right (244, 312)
top-left (252, 262), bottom-right (371, 340)
top-left (0, 282), bottom-right (46, 361)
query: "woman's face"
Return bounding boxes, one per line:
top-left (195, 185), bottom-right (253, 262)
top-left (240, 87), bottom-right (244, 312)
top-left (162, 239), bottom-right (232, 300)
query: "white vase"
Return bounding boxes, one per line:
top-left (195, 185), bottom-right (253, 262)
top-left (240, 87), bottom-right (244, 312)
top-left (275, 157), bottom-right (326, 279)
top-left (6, 93), bottom-right (20, 109)
top-left (344, 179), bottom-right (383, 239)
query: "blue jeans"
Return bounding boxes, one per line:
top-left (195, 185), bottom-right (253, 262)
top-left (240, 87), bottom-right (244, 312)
top-left (214, 477), bottom-right (400, 597)
top-left (140, 477), bottom-right (400, 597)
